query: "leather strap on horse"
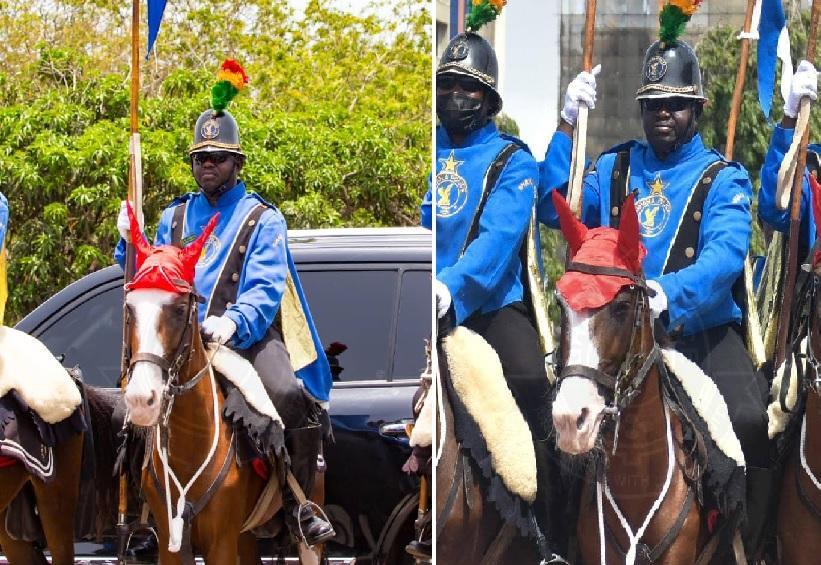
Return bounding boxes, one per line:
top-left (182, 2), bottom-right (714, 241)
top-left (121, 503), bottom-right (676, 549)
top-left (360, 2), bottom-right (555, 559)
top-left (148, 435), bottom-right (237, 521)
top-left (566, 261), bottom-right (652, 291)
top-left (435, 446), bottom-right (467, 539)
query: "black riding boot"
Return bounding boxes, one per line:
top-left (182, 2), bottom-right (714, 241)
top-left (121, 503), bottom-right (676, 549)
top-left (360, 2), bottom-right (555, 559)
top-left (743, 466), bottom-right (776, 560)
top-left (283, 424), bottom-right (335, 546)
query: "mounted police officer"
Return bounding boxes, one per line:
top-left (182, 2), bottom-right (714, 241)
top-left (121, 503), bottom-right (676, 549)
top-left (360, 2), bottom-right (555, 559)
top-left (540, 38), bottom-right (772, 558)
top-left (759, 60), bottom-right (820, 250)
top-left (424, 29), bottom-right (557, 552)
top-left (114, 63), bottom-right (335, 546)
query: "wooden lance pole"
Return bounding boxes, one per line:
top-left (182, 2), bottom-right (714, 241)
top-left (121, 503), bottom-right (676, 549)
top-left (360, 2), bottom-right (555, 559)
top-left (725, 0), bottom-right (758, 160)
top-left (567, 0), bottom-right (598, 218)
top-left (775, 0), bottom-right (821, 368)
top-left (117, 0), bottom-right (144, 559)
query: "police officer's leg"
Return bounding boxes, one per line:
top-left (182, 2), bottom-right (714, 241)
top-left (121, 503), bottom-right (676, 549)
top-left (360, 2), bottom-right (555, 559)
top-left (464, 302), bottom-right (563, 552)
top-left (242, 327), bottom-right (334, 546)
top-left (675, 324), bottom-right (772, 557)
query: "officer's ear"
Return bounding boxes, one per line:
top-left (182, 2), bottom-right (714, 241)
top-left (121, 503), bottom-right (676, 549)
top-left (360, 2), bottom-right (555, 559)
top-left (233, 155), bottom-right (246, 172)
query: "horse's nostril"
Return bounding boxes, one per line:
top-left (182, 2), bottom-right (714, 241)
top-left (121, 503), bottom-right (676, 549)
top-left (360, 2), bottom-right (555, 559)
top-left (577, 408), bottom-right (589, 430)
top-left (146, 391), bottom-right (156, 407)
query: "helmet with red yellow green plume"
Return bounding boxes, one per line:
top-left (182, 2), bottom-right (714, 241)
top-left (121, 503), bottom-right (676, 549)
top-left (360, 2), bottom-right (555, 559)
top-left (437, 0), bottom-right (507, 117)
top-left (636, 0), bottom-right (706, 101)
top-left (189, 59), bottom-right (249, 156)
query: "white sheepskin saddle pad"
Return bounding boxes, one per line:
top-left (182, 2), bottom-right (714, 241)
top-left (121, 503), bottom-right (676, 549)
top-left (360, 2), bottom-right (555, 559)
top-left (662, 348), bottom-right (745, 467)
top-left (767, 337), bottom-right (804, 439)
top-left (442, 326), bottom-right (537, 503)
top-left (0, 326), bottom-right (81, 424)
top-left (410, 373), bottom-right (433, 449)
top-left (206, 343), bottom-right (283, 427)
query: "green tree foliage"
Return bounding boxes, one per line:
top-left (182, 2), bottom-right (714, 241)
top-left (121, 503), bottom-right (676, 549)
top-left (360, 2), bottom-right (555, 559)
top-left (0, 0), bottom-right (430, 322)
top-left (697, 11), bottom-right (819, 256)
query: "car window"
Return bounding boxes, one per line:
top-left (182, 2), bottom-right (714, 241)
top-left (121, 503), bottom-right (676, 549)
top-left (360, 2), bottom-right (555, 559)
top-left (392, 269), bottom-right (431, 379)
top-left (298, 268), bottom-right (397, 382)
top-left (37, 286), bottom-right (124, 388)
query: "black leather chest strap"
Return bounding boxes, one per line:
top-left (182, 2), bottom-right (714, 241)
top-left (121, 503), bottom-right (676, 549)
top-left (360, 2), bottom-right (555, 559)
top-left (207, 203), bottom-right (268, 318)
top-left (460, 143), bottom-right (522, 253)
top-left (609, 150), bottom-right (631, 229)
top-left (662, 160), bottom-right (729, 274)
top-left (171, 203), bottom-right (186, 247)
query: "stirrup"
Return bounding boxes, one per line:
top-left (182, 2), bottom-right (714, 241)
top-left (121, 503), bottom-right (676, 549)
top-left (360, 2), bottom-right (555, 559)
top-left (296, 500), bottom-right (335, 547)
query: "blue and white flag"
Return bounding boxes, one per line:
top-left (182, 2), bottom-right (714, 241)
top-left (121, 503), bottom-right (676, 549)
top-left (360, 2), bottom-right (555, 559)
top-left (757, 0), bottom-right (793, 118)
top-left (146, 0), bottom-right (168, 59)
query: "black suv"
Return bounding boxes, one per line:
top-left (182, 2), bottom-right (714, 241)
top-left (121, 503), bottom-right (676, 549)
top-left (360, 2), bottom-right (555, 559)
top-left (12, 227), bottom-right (432, 564)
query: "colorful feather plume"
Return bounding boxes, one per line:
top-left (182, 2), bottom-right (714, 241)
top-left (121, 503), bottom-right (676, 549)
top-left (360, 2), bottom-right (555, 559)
top-left (466, 0), bottom-right (507, 33)
top-left (659, 0), bottom-right (703, 45)
top-left (211, 59), bottom-right (249, 114)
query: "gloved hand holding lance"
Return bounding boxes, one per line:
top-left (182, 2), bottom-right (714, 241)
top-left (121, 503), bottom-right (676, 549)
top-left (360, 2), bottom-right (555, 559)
top-left (775, 0), bottom-right (821, 370)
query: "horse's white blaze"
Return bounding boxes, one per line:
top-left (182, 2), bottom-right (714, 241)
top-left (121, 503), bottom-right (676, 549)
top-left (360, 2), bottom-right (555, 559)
top-left (125, 289), bottom-right (176, 427)
top-left (554, 307), bottom-right (606, 454)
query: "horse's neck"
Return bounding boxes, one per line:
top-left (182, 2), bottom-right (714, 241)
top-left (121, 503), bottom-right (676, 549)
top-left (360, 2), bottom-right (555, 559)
top-left (805, 391), bottom-right (821, 469)
top-left (603, 367), bottom-right (684, 521)
top-left (166, 337), bottom-right (226, 447)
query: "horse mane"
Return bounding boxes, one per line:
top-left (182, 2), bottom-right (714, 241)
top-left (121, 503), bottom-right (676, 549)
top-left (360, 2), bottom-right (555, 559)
top-left (82, 384), bottom-right (147, 540)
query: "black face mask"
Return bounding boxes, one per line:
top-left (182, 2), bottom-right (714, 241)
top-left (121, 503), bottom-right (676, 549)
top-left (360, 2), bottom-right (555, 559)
top-left (436, 92), bottom-right (489, 136)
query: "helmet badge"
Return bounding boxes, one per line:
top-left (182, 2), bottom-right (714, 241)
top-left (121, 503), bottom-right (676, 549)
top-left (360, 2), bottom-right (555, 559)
top-left (201, 117), bottom-right (220, 140)
top-left (646, 56), bottom-right (668, 83)
top-left (449, 39), bottom-right (469, 61)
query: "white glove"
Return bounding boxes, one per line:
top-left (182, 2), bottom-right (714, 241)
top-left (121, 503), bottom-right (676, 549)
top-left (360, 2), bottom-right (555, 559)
top-left (117, 201), bottom-right (132, 242)
top-left (561, 64), bottom-right (601, 126)
top-left (434, 280), bottom-right (451, 320)
top-left (785, 60), bottom-right (818, 118)
top-left (646, 280), bottom-right (668, 319)
top-left (201, 315), bottom-right (237, 345)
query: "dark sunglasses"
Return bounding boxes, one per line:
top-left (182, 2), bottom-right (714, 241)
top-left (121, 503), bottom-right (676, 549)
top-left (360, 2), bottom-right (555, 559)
top-left (641, 98), bottom-right (692, 113)
top-left (192, 151), bottom-right (233, 165)
top-left (437, 75), bottom-right (484, 93)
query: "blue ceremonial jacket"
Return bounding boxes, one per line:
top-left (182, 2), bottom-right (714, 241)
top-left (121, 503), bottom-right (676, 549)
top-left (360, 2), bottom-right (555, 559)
top-left (421, 122), bottom-right (539, 324)
top-left (540, 131), bottom-right (753, 336)
top-left (0, 192), bottom-right (7, 250)
top-left (115, 183), bottom-right (332, 403)
top-left (758, 125), bottom-right (821, 249)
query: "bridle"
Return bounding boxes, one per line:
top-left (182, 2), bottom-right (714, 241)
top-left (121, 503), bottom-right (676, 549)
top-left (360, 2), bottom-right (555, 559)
top-left (124, 290), bottom-right (213, 421)
top-left (558, 261), bottom-right (661, 420)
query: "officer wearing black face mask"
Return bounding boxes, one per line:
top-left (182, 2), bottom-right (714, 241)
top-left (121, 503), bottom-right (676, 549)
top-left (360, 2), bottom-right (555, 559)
top-left (422, 30), bottom-right (561, 554)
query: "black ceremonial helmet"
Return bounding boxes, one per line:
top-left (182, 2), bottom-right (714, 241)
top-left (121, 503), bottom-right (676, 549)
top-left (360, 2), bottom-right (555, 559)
top-left (438, 32), bottom-right (503, 120)
top-left (635, 40), bottom-right (706, 101)
top-left (189, 109), bottom-right (244, 156)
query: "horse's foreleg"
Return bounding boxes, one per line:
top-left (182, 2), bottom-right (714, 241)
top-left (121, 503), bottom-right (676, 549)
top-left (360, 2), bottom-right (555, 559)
top-left (30, 433), bottom-right (83, 565)
top-left (0, 465), bottom-right (28, 510)
top-left (0, 510), bottom-right (48, 565)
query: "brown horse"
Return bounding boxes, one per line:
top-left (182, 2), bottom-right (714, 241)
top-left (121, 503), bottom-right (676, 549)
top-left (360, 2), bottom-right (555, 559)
top-left (0, 379), bottom-right (122, 564)
top-left (435, 321), bottom-right (551, 564)
top-left (121, 212), bottom-right (319, 563)
top-left (550, 192), bottom-right (741, 564)
top-left (772, 177), bottom-right (821, 564)
top-left (0, 431), bottom-right (83, 564)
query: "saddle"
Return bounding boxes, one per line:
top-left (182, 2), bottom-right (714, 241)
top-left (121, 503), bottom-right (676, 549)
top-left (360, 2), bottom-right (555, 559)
top-left (439, 325), bottom-right (538, 540)
top-left (0, 326), bottom-right (82, 424)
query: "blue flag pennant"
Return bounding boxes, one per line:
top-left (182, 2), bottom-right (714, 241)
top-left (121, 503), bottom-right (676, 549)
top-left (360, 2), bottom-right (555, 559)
top-left (146, 0), bottom-right (168, 59)
top-left (758, 0), bottom-right (788, 118)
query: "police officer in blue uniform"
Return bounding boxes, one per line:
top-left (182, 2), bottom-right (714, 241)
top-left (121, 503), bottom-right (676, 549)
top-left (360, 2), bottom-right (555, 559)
top-left (116, 103), bottom-right (335, 546)
top-left (424, 30), bottom-right (557, 549)
top-left (541, 39), bottom-right (772, 557)
top-left (759, 60), bottom-right (820, 249)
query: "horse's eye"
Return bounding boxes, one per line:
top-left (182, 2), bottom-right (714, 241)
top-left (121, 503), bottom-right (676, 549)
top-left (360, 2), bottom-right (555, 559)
top-left (613, 301), bottom-right (631, 317)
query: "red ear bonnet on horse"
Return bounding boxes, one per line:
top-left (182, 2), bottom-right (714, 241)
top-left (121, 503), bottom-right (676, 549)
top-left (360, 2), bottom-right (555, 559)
top-left (554, 192), bottom-right (648, 312)
top-left (124, 206), bottom-right (220, 294)
top-left (811, 173), bottom-right (821, 267)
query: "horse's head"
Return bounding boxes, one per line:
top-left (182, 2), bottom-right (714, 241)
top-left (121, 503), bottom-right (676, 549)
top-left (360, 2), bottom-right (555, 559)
top-left (123, 203), bottom-right (219, 427)
top-left (551, 191), bottom-right (655, 455)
